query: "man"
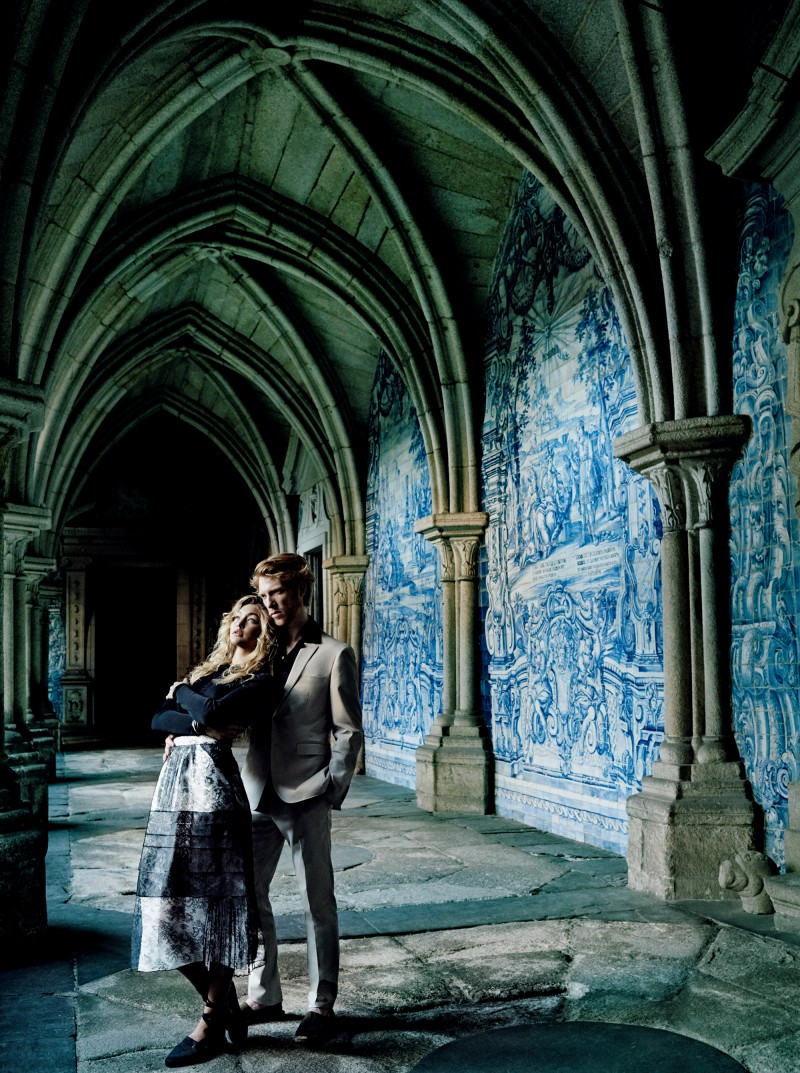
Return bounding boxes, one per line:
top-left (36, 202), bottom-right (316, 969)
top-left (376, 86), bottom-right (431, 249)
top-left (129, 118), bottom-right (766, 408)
top-left (239, 552), bottom-right (363, 1043)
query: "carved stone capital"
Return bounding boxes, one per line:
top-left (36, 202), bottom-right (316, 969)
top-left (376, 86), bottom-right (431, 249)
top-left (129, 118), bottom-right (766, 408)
top-left (323, 555), bottom-right (369, 605)
top-left (451, 535), bottom-right (481, 580)
top-left (438, 539), bottom-right (455, 581)
top-left (347, 573), bottom-right (364, 605)
top-left (3, 506), bottom-right (51, 573)
top-left (22, 556), bottom-right (56, 587)
top-left (646, 464), bottom-right (687, 533)
top-left (414, 512), bottom-right (488, 580)
top-left (21, 557), bottom-right (57, 606)
top-left (682, 457), bottom-right (731, 529)
top-left (614, 417), bottom-right (751, 530)
top-left (0, 384), bottom-right (45, 500)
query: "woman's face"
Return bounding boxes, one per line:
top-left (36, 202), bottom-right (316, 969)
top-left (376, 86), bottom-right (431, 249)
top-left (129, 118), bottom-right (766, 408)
top-left (230, 604), bottom-right (263, 652)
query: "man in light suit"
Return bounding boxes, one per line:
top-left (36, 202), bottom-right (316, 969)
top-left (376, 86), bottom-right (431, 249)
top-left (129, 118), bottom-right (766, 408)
top-left (239, 553), bottom-right (363, 1043)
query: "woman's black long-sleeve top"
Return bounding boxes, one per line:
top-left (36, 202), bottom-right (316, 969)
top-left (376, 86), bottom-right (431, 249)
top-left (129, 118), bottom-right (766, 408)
top-left (151, 669), bottom-right (274, 737)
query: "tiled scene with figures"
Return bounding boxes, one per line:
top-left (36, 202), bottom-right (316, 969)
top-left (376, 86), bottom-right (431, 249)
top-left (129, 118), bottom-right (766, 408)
top-left (479, 174), bottom-right (664, 852)
top-left (361, 351), bottom-right (443, 788)
top-left (730, 185), bottom-right (799, 866)
top-left (359, 173), bottom-right (800, 867)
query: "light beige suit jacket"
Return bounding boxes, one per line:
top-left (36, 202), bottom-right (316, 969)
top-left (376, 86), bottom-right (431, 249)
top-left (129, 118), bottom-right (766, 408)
top-left (241, 629), bottom-right (363, 812)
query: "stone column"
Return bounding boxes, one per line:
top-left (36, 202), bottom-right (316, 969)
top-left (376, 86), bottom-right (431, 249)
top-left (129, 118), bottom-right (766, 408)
top-left (3, 510), bottom-right (50, 822)
top-left (414, 513), bottom-right (492, 813)
top-left (24, 556), bottom-right (59, 777)
top-left (322, 555), bottom-right (369, 660)
top-left (60, 556), bottom-right (94, 739)
top-left (323, 554), bottom-right (369, 774)
top-left (176, 569), bottom-right (206, 676)
top-left (615, 416), bottom-right (756, 899)
top-left (0, 380), bottom-right (48, 943)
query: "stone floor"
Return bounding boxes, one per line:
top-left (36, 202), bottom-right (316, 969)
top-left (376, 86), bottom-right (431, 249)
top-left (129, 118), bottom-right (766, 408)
top-left (4, 747), bottom-right (800, 1072)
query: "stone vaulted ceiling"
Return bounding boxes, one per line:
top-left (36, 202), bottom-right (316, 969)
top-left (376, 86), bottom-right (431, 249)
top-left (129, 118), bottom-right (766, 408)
top-left (1, 0), bottom-right (781, 560)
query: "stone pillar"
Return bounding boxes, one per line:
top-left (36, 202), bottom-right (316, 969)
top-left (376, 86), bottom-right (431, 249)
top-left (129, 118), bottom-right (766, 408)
top-left (614, 416), bottom-right (757, 899)
top-left (60, 556), bottom-right (94, 739)
top-left (176, 569), bottom-right (206, 676)
top-left (414, 513), bottom-right (492, 814)
top-left (324, 555), bottom-right (369, 775)
top-left (0, 381), bottom-right (48, 943)
top-left (24, 556), bottom-right (59, 777)
top-left (3, 509), bottom-right (50, 822)
top-left (323, 555), bottom-right (369, 661)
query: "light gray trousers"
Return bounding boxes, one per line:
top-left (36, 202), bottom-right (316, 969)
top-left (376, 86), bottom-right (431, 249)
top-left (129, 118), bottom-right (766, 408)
top-left (248, 795), bottom-right (338, 1011)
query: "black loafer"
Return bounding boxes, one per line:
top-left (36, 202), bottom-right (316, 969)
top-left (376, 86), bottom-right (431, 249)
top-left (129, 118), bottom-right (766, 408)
top-left (238, 1001), bottom-right (286, 1026)
top-left (294, 1009), bottom-right (337, 1042)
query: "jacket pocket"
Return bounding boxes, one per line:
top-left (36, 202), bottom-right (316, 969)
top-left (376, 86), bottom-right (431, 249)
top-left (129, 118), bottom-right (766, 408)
top-left (296, 743), bottom-right (328, 756)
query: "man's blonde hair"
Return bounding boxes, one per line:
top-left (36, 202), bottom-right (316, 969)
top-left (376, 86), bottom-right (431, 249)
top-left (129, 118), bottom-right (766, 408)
top-left (251, 553), bottom-right (315, 606)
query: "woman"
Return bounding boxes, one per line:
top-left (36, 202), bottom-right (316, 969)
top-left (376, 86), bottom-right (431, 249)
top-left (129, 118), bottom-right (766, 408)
top-left (131, 595), bottom-right (275, 1068)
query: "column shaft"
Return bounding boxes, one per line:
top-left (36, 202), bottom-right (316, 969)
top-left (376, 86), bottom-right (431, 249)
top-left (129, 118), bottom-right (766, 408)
top-left (659, 527), bottom-right (693, 767)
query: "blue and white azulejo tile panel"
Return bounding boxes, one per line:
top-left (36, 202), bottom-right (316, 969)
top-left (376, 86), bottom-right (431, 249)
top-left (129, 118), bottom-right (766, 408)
top-left (730, 184), bottom-right (799, 868)
top-left (481, 173), bottom-right (665, 853)
top-left (361, 351), bottom-right (442, 789)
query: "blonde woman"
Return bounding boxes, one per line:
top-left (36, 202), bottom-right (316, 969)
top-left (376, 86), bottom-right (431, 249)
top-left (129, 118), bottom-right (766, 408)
top-left (132, 595), bottom-right (276, 1068)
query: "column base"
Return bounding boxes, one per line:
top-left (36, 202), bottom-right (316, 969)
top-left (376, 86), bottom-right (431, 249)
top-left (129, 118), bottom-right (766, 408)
top-left (28, 721), bottom-right (58, 779)
top-left (0, 794), bottom-right (47, 943)
top-left (626, 759), bottom-right (757, 900)
top-left (416, 719), bottom-right (493, 814)
top-left (764, 873), bottom-right (800, 932)
top-left (782, 781), bottom-right (800, 871)
top-left (5, 730), bottom-right (48, 823)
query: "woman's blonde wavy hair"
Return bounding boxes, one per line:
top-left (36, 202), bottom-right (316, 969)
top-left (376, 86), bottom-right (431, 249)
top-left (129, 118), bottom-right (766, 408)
top-left (187, 595), bottom-right (276, 685)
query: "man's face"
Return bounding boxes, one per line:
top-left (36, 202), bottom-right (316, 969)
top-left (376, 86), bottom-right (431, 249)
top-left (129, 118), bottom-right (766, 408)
top-left (258, 576), bottom-right (304, 630)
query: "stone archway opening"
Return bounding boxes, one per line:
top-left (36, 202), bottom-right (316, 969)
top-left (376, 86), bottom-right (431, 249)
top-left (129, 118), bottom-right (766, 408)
top-left (56, 411), bottom-right (269, 746)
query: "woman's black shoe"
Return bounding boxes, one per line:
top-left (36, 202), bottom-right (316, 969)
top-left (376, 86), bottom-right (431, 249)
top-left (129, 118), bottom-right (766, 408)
top-left (164, 1001), bottom-right (232, 1067)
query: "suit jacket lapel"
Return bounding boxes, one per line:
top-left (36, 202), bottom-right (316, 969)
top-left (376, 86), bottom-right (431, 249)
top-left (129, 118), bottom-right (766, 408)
top-left (274, 642), bottom-right (319, 714)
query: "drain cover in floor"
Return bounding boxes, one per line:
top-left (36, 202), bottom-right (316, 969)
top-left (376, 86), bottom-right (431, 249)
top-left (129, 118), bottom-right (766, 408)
top-left (410, 1022), bottom-right (747, 1073)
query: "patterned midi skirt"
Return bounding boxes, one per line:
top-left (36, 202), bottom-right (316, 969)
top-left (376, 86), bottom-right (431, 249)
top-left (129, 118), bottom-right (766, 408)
top-left (131, 736), bottom-right (259, 972)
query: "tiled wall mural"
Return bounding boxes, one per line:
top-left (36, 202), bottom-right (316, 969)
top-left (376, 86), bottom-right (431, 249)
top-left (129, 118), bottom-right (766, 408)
top-left (481, 173), bottom-right (665, 853)
top-left (47, 592), bottom-right (65, 720)
top-left (359, 175), bottom-right (800, 863)
top-left (730, 184), bottom-right (798, 868)
top-left (361, 351), bottom-right (442, 788)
